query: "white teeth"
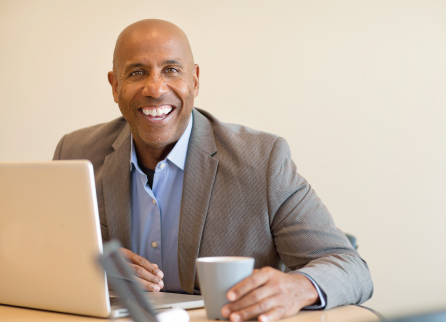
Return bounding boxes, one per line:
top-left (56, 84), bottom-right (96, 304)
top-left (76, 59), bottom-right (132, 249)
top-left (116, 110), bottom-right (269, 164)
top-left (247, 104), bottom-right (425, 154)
top-left (142, 106), bottom-right (172, 117)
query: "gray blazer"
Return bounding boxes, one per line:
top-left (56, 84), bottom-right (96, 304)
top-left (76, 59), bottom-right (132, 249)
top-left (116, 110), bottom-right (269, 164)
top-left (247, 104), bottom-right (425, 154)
top-left (53, 108), bottom-right (373, 308)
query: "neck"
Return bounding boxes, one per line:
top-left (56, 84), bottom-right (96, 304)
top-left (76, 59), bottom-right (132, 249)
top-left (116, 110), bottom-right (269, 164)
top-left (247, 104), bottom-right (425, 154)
top-left (134, 141), bottom-right (175, 169)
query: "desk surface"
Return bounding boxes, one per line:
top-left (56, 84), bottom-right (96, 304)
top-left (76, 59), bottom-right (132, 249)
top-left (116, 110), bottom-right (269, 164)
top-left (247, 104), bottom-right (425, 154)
top-left (0, 304), bottom-right (379, 322)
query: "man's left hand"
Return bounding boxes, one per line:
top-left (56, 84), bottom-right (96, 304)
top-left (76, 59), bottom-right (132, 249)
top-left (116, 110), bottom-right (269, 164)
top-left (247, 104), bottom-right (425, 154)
top-left (221, 267), bottom-right (319, 322)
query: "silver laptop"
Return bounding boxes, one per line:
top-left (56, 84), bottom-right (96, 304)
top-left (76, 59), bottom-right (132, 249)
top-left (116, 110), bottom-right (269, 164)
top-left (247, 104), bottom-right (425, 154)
top-left (0, 161), bottom-right (203, 318)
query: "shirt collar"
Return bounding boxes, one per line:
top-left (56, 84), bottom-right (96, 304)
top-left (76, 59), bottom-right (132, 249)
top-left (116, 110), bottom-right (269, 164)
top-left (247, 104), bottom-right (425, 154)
top-left (130, 113), bottom-right (193, 171)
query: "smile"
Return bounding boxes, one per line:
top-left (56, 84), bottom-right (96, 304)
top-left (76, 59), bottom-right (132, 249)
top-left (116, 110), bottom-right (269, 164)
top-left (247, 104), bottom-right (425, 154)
top-left (141, 106), bottom-right (173, 117)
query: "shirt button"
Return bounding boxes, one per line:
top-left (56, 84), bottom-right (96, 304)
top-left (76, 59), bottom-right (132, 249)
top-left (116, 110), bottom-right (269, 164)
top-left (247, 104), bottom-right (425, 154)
top-left (152, 199), bottom-right (157, 205)
top-left (151, 241), bottom-right (158, 248)
top-left (160, 163), bottom-right (165, 169)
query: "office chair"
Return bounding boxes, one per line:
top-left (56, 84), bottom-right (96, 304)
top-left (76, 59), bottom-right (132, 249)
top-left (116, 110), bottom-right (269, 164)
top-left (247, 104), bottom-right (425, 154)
top-left (345, 233), bottom-right (358, 250)
top-left (386, 309), bottom-right (446, 322)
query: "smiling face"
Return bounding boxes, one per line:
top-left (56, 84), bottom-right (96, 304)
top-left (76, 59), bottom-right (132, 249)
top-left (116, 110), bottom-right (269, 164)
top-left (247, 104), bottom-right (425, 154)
top-left (108, 20), bottom-right (199, 160)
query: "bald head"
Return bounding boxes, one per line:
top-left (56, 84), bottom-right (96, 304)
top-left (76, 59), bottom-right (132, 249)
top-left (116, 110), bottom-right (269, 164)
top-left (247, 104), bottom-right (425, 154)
top-left (107, 19), bottom-right (199, 166)
top-left (113, 19), bottom-right (194, 72)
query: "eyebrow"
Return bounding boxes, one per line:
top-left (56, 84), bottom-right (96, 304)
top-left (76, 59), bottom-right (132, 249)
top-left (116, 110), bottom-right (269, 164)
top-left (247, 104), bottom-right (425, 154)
top-left (163, 59), bottom-right (182, 65)
top-left (125, 59), bottom-right (182, 70)
top-left (125, 63), bottom-right (145, 70)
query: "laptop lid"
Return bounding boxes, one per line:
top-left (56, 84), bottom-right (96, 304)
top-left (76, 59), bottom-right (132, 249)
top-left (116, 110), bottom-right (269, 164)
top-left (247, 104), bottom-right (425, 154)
top-left (0, 161), bottom-right (110, 317)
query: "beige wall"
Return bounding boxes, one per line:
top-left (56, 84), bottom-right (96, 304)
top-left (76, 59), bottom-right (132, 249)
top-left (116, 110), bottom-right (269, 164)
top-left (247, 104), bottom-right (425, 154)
top-left (1, 0), bottom-right (445, 317)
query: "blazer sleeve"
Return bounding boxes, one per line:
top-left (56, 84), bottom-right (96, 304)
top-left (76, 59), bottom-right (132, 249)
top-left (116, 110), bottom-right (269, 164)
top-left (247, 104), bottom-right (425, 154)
top-left (53, 135), bottom-right (67, 160)
top-left (268, 137), bottom-right (373, 309)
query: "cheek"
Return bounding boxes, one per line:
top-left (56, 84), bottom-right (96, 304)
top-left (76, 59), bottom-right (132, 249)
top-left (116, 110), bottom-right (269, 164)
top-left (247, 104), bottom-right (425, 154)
top-left (117, 86), bottom-right (132, 107)
top-left (179, 82), bottom-right (196, 104)
top-left (120, 87), bottom-right (128, 99)
top-left (172, 77), bottom-right (195, 97)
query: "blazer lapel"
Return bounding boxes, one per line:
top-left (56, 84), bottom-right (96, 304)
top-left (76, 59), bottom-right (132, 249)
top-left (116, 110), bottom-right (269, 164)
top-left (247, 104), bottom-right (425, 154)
top-left (178, 109), bottom-right (219, 294)
top-left (102, 125), bottom-right (132, 250)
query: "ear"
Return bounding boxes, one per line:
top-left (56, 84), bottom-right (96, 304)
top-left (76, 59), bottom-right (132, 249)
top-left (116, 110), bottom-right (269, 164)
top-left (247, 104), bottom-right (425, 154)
top-left (193, 64), bottom-right (200, 98)
top-left (108, 71), bottom-right (119, 103)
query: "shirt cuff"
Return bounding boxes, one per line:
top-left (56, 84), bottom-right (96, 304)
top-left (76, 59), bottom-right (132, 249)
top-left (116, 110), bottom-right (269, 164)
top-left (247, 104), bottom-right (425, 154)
top-left (294, 272), bottom-right (326, 310)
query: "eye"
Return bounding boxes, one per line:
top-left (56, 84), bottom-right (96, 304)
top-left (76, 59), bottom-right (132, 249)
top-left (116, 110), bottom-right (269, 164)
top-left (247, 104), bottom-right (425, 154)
top-left (164, 67), bottom-right (179, 74)
top-left (130, 70), bottom-right (144, 77)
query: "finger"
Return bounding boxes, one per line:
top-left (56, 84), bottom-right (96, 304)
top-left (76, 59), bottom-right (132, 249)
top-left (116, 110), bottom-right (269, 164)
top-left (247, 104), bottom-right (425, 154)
top-left (230, 290), bottom-right (308, 321)
top-left (119, 247), bottom-right (132, 261)
top-left (223, 284), bottom-right (278, 314)
top-left (258, 306), bottom-right (288, 322)
top-left (230, 293), bottom-right (298, 322)
top-left (227, 297), bottom-right (276, 322)
top-left (227, 267), bottom-right (272, 301)
top-left (134, 275), bottom-right (162, 292)
top-left (129, 263), bottom-right (164, 287)
top-left (120, 248), bottom-right (164, 279)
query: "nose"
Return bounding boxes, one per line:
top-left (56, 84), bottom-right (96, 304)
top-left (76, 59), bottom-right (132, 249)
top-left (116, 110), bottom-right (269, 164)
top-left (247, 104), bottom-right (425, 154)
top-left (141, 72), bottom-right (169, 98)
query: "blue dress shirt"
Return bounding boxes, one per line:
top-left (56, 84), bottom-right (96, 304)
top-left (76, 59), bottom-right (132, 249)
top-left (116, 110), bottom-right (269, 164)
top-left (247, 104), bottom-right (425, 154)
top-left (130, 114), bottom-right (193, 293)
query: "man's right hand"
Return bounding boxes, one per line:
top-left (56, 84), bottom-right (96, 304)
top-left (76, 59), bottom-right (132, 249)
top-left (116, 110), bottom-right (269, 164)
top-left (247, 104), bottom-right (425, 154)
top-left (119, 248), bottom-right (164, 292)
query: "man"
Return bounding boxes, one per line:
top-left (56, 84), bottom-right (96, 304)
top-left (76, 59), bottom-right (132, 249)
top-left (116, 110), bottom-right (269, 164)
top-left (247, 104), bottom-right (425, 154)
top-left (53, 19), bottom-right (373, 322)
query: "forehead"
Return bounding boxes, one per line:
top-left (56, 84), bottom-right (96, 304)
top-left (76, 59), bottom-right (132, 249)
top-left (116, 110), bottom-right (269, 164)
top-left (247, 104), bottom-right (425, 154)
top-left (116, 31), bottom-right (189, 70)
